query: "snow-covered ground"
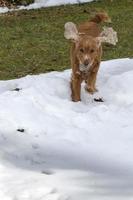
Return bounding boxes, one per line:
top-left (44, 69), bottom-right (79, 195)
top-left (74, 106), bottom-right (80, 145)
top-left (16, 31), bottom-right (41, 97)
top-left (28, 0), bottom-right (94, 9)
top-left (0, 58), bottom-right (133, 200)
top-left (0, 0), bottom-right (94, 13)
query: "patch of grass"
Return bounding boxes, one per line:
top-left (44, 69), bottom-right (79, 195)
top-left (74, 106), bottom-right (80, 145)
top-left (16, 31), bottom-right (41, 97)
top-left (0, 0), bottom-right (133, 79)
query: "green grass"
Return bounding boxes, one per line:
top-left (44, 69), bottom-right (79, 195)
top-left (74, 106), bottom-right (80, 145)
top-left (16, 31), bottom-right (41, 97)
top-left (0, 0), bottom-right (133, 80)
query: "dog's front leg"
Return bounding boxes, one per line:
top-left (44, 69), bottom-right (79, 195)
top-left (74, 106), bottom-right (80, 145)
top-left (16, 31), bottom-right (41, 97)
top-left (71, 73), bottom-right (82, 102)
top-left (85, 63), bottom-right (100, 94)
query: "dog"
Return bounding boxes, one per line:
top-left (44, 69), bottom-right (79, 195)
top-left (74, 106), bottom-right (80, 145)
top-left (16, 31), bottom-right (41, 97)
top-left (64, 12), bottom-right (111, 102)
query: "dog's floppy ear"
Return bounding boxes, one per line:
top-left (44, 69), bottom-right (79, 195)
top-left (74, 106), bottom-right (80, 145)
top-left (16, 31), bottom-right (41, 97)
top-left (96, 27), bottom-right (118, 47)
top-left (95, 36), bottom-right (105, 48)
top-left (64, 22), bottom-right (79, 42)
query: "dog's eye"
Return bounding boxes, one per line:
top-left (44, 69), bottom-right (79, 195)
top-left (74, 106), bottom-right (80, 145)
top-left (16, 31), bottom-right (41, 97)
top-left (90, 49), bottom-right (95, 53)
top-left (80, 48), bottom-right (84, 53)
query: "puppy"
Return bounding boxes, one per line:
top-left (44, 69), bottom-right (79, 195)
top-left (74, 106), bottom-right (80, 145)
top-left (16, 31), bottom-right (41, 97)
top-left (64, 12), bottom-right (111, 102)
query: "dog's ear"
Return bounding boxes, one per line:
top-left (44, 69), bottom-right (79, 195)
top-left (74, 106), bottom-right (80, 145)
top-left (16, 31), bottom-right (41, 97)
top-left (96, 27), bottom-right (118, 47)
top-left (95, 37), bottom-right (104, 48)
top-left (64, 22), bottom-right (79, 42)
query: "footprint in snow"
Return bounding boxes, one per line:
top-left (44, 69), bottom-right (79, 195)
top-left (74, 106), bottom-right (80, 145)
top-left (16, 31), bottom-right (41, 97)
top-left (17, 128), bottom-right (25, 133)
top-left (12, 88), bottom-right (22, 92)
top-left (41, 170), bottom-right (54, 175)
top-left (32, 143), bottom-right (39, 149)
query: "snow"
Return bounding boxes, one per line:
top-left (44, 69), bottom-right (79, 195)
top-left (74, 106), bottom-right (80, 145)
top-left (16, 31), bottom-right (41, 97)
top-left (0, 0), bottom-right (95, 13)
top-left (0, 7), bottom-right (10, 13)
top-left (26, 0), bottom-right (94, 9)
top-left (0, 58), bottom-right (133, 200)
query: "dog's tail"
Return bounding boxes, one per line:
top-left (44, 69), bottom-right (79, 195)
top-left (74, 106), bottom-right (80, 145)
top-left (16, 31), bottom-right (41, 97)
top-left (90, 12), bottom-right (111, 24)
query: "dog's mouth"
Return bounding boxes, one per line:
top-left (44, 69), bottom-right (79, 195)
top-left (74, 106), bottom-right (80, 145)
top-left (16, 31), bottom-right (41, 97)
top-left (79, 63), bottom-right (93, 72)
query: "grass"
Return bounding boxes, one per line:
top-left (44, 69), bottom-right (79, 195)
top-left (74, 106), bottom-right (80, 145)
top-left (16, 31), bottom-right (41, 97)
top-left (0, 0), bottom-right (133, 80)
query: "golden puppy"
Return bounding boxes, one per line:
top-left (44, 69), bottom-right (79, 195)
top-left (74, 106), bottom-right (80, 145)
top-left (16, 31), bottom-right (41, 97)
top-left (64, 12), bottom-right (111, 102)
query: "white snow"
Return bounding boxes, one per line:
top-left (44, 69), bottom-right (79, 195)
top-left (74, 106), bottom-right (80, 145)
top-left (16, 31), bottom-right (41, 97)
top-left (27, 0), bottom-right (94, 9)
top-left (0, 0), bottom-right (95, 13)
top-left (0, 7), bottom-right (10, 13)
top-left (0, 58), bottom-right (133, 200)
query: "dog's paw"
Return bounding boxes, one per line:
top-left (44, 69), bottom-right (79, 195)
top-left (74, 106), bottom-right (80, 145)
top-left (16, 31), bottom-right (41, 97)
top-left (85, 86), bottom-right (98, 94)
top-left (71, 95), bottom-right (81, 102)
top-left (72, 98), bottom-right (81, 102)
top-left (93, 88), bottom-right (98, 92)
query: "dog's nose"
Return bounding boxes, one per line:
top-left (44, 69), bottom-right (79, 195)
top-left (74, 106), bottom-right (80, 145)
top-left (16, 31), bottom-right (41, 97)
top-left (84, 59), bottom-right (89, 66)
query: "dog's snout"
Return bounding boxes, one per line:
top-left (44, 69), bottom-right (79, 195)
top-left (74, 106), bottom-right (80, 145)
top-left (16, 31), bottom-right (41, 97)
top-left (84, 59), bottom-right (90, 66)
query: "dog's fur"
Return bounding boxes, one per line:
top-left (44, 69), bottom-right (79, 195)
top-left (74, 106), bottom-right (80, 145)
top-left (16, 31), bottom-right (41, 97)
top-left (64, 12), bottom-right (111, 101)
